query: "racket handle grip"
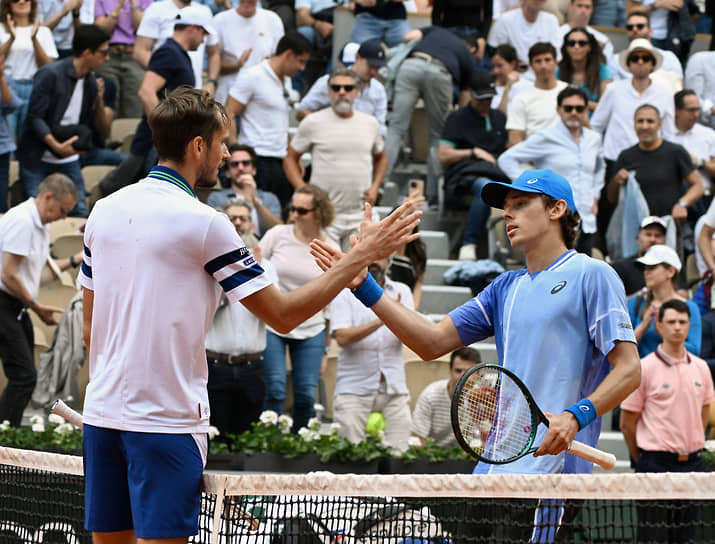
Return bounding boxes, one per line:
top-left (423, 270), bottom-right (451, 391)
top-left (51, 399), bottom-right (83, 429)
top-left (568, 440), bottom-right (616, 470)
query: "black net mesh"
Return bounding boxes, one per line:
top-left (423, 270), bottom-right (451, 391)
top-left (3, 454), bottom-right (715, 544)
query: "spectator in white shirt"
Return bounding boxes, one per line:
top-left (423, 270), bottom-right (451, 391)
top-left (487, 0), bottom-right (560, 70)
top-left (557, 0), bottom-right (613, 61)
top-left (490, 43), bottom-right (531, 115)
top-left (684, 51), bottom-right (715, 129)
top-left (212, 0), bottom-right (284, 105)
top-left (225, 31), bottom-right (311, 207)
top-left (506, 42), bottom-right (567, 147)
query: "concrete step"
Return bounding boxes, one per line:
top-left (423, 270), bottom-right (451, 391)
top-left (421, 231), bottom-right (450, 260)
top-left (418, 285), bottom-right (473, 314)
top-left (424, 258), bottom-right (461, 285)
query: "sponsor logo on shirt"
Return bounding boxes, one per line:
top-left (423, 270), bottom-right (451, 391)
top-left (618, 321), bottom-right (633, 330)
top-left (550, 281), bottom-right (567, 294)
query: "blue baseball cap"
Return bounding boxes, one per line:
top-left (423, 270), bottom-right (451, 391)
top-left (481, 169), bottom-right (577, 212)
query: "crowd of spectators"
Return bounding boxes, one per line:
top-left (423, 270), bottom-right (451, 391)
top-left (2, 0), bottom-right (715, 445)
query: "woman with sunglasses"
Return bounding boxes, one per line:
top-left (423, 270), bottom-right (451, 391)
top-left (556, 28), bottom-right (611, 115)
top-left (629, 244), bottom-right (701, 358)
top-left (0, 0), bottom-right (57, 140)
top-left (259, 184), bottom-right (338, 432)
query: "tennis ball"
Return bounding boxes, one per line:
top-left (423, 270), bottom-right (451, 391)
top-left (365, 411), bottom-right (385, 436)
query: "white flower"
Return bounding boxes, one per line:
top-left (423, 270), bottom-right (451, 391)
top-left (307, 417), bottom-right (320, 431)
top-left (208, 426), bottom-right (220, 439)
top-left (53, 423), bottom-right (74, 435)
top-left (377, 430), bottom-right (385, 441)
top-left (313, 403), bottom-right (325, 413)
top-left (407, 436), bottom-right (422, 448)
top-left (30, 415), bottom-right (44, 425)
top-left (0, 420), bottom-right (10, 432)
top-left (278, 414), bottom-right (293, 433)
top-left (330, 422), bottom-right (341, 436)
top-left (32, 422), bottom-right (45, 433)
top-left (259, 410), bottom-right (279, 426)
top-left (48, 413), bottom-right (65, 425)
top-left (298, 427), bottom-right (319, 441)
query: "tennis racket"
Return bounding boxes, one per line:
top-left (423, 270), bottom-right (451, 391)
top-left (51, 399), bottom-right (83, 429)
top-left (451, 363), bottom-right (616, 470)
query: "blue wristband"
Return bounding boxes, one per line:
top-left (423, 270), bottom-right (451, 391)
top-left (351, 273), bottom-right (384, 308)
top-left (564, 398), bottom-right (597, 430)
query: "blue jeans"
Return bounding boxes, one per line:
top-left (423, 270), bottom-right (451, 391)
top-left (350, 13), bottom-right (411, 48)
top-left (462, 176), bottom-right (493, 246)
top-left (6, 79), bottom-right (33, 143)
top-left (590, 0), bottom-right (625, 27)
top-left (21, 159), bottom-right (87, 217)
top-left (263, 329), bottom-right (325, 431)
top-left (79, 146), bottom-right (127, 167)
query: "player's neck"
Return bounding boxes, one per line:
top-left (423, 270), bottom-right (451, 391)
top-left (524, 238), bottom-right (569, 273)
top-left (158, 160), bottom-right (198, 190)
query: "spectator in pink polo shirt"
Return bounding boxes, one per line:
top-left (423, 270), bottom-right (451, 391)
top-left (621, 298), bottom-right (714, 543)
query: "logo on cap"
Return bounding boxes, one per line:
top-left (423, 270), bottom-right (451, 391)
top-left (526, 178), bottom-right (539, 184)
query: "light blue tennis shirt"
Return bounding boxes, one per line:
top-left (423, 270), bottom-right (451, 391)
top-left (449, 250), bottom-right (636, 475)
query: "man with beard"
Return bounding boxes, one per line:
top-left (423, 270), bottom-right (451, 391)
top-left (284, 67), bottom-right (385, 250)
top-left (78, 86), bottom-right (421, 543)
top-left (328, 256), bottom-right (414, 451)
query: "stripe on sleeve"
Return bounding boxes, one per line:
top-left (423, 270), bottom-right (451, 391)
top-left (204, 248), bottom-right (251, 275)
top-left (219, 264), bottom-right (265, 292)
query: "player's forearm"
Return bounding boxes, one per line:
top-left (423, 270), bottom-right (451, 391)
top-left (370, 298), bottom-right (462, 361)
top-left (283, 157), bottom-right (306, 190)
top-left (206, 46), bottom-right (220, 81)
top-left (82, 287), bottom-right (93, 352)
top-left (371, 153), bottom-right (387, 188)
top-left (589, 340), bottom-right (641, 416)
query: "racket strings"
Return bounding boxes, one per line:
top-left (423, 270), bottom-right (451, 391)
top-left (457, 368), bottom-right (535, 462)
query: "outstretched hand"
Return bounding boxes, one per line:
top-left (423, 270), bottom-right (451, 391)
top-left (310, 199), bottom-right (421, 288)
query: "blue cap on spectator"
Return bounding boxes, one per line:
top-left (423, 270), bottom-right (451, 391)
top-left (481, 169), bottom-right (577, 212)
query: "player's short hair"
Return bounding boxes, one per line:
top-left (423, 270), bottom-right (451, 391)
top-left (658, 299), bottom-right (690, 321)
top-left (295, 184), bottom-right (335, 228)
top-left (149, 86), bottom-right (229, 164)
top-left (328, 67), bottom-right (360, 86)
top-left (37, 173), bottom-right (78, 200)
top-left (72, 24), bottom-right (110, 56)
top-left (450, 347), bottom-right (481, 368)
top-left (528, 42), bottom-right (556, 63)
top-left (228, 143), bottom-right (257, 165)
top-left (674, 89), bottom-right (697, 110)
top-left (557, 86), bottom-right (588, 107)
top-left (634, 103), bottom-right (661, 121)
top-left (276, 31), bottom-right (312, 57)
top-left (540, 195), bottom-right (581, 249)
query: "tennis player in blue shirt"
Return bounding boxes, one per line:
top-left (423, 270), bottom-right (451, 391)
top-left (312, 168), bottom-right (640, 471)
top-left (312, 168), bottom-right (640, 540)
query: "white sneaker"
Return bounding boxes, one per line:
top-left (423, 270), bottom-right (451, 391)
top-left (458, 243), bottom-right (476, 261)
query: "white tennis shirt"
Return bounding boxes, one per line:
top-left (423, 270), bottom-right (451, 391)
top-left (79, 166), bottom-right (271, 434)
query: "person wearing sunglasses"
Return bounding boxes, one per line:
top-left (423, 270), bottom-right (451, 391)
top-left (557, 0), bottom-right (613, 62)
top-left (258, 184), bottom-right (339, 433)
top-left (285, 67), bottom-right (385, 251)
top-left (499, 87), bottom-right (604, 256)
top-left (206, 143), bottom-right (282, 237)
top-left (556, 28), bottom-right (611, 114)
top-left (608, 11), bottom-right (683, 91)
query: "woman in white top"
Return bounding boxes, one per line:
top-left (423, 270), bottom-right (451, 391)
top-left (490, 43), bottom-right (529, 115)
top-left (259, 184), bottom-right (338, 432)
top-left (0, 0), bottom-right (57, 140)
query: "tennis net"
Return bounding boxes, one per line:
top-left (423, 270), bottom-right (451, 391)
top-left (3, 446), bottom-right (715, 543)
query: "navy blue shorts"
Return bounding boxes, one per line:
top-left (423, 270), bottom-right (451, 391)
top-left (83, 424), bottom-right (203, 538)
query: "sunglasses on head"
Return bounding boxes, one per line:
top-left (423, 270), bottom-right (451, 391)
top-left (562, 104), bottom-right (586, 113)
top-left (288, 205), bottom-right (315, 215)
top-left (228, 159), bottom-right (252, 168)
top-left (628, 53), bottom-right (654, 64)
top-left (566, 39), bottom-right (588, 47)
top-left (329, 83), bottom-right (356, 92)
top-left (625, 23), bottom-right (647, 31)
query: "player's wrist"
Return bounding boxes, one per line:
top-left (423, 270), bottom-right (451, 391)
top-left (564, 398), bottom-right (597, 431)
top-left (351, 273), bottom-right (383, 308)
